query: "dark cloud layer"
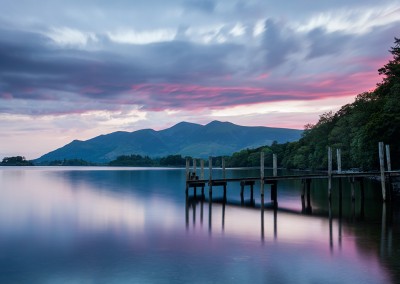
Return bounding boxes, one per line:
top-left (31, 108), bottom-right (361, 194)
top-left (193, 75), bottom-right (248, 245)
top-left (0, 1), bottom-right (399, 117)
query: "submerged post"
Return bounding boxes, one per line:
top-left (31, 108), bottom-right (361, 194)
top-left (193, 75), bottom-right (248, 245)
top-left (328, 147), bottom-right (332, 200)
top-left (379, 142), bottom-right (386, 202)
top-left (273, 154), bottom-right (277, 177)
top-left (385, 144), bottom-right (392, 172)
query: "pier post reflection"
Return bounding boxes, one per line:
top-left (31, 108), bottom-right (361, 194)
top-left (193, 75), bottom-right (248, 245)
top-left (208, 192), bottom-right (212, 234)
top-left (274, 207), bottom-right (277, 240)
top-left (185, 194), bottom-right (189, 229)
top-left (222, 198), bottom-right (225, 232)
top-left (200, 194), bottom-right (204, 226)
top-left (380, 203), bottom-right (393, 258)
top-left (338, 192), bottom-right (342, 249)
top-left (329, 200), bottom-right (333, 252)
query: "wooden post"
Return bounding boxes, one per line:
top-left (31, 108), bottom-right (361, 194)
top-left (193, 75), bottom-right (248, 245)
top-left (200, 160), bottom-right (205, 180)
top-left (328, 147), bottom-right (332, 200)
top-left (271, 181), bottom-right (277, 207)
top-left (306, 179), bottom-right (312, 213)
top-left (260, 152), bottom-right (265, 196)
top-left (185, 158), bottom-right (189, 180)
top-left (222, 157), bottom-right (226, 180)
top-left (200, 160), bottom-right (205, 195)
top-left (379, 142), bottom-right (386, 202)
top-left (260, 152), bottom-right (265, 209)
top-left (185, 158), bottom-right (189, 194)
top-left (209, 156), bottom-right (213, 196)
top-left (193, 159), bottom-right (197, 177)
top-left (360, 178), bottom-right (365, 219)
top-left (250, 183), bottom-right (254, 203)
top-left (386, 144), bottom-right (392, 172)
top-left (273, 154), bottom-right (277, 177)
top-left (336, 149), bottom-right (342, 173)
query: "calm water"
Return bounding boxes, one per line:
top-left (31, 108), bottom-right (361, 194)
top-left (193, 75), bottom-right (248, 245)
top-left (0, 167), bottom-right (398, 284)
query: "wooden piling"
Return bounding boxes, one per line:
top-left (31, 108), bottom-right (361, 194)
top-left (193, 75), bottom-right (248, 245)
top-left (379, 142), bottom-right (386, 201)
top-left (385, 144), bottom-right (392, 172)
top-left (328, 147), bottom-right (332, 200)
top-left (273, 154), bottom-right (277, 177)
top-left (209, 156), bottom-right (213, 196)
top-left (350, 177), bottom-right (355, 201)
top-left (271, 181), bottom-right (277, 207)
top-left (337, 148), bottom-right (343, 206)
top-left (260, 152), bottom-right (265, 196)
top-left (186, 158), bottom-right (189, 180)
top-left (222, 158), bottom-right (226, 180)
top-left (260, 152), bottom-right (265, 209)
top-left (306, 179), bottom-right (312, 213)
top-left (185, 158), bottom-right (189, 193)
top-left (200, 160), bottom-right (205, 180)
top-left (193, 159), bottom-right (197, 176)
top-left (336, 149), bottom-right (342, 173)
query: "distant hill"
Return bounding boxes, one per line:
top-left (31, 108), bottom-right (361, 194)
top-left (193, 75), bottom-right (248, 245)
top-left (35, 120), bottom-right (302, 163)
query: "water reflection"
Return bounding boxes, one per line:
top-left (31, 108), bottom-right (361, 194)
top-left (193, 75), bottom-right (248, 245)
top-left (0, 167), bottom-right (398, 283)
top-left (185, 183), bottom-right (398, 283)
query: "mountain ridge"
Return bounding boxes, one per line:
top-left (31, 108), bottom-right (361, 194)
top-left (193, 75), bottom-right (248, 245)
top-left (35, 120), bottom-right (302, 163)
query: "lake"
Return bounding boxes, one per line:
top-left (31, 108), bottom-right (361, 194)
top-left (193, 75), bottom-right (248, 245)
top-left (0, 167), bottom-right (398, 283)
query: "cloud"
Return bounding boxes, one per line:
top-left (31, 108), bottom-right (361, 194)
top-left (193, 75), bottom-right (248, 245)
top-left (261, 19), bottom-right (300, 69)
top-left (107, 29), bottom-right (177, 45)
top-left (183, 0), bottom-right (217, 13)
top-left (46, 27), bottom-right (98, 47)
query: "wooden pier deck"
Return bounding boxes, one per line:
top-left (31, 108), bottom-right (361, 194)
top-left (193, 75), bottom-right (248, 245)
top-left (185, 143), bottom-right (400, 205)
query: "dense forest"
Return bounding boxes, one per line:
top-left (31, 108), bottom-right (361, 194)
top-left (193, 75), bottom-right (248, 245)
top-left (280, 37), bottom-right (400, 170)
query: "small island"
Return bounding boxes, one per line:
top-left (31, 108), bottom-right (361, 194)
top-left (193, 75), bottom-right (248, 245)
top-left (0, 156), bottom-right (34, 166)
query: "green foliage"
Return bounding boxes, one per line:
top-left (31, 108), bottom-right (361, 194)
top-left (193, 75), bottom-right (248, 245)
top-left (159, 155), bottom-right (186, 166)
top-left (109, 154), bottom-right (155, 167)
top-left (1, 156), bottom-right (33, 166)
top-left (278, 37), bottom-right (400, 170)
top-left (46, 159), bottom-right (96, 166)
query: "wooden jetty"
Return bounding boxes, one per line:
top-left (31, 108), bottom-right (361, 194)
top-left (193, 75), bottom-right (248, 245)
top-left (185, 142), bottom-right (400, 206)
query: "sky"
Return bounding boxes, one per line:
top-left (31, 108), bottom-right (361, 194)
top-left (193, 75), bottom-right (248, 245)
top-left (1, 0), bottom-right (400, 159)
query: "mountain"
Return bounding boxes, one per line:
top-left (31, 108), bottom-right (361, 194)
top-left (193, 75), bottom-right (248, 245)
top-left (35, 120), bottom-right (303, 163)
